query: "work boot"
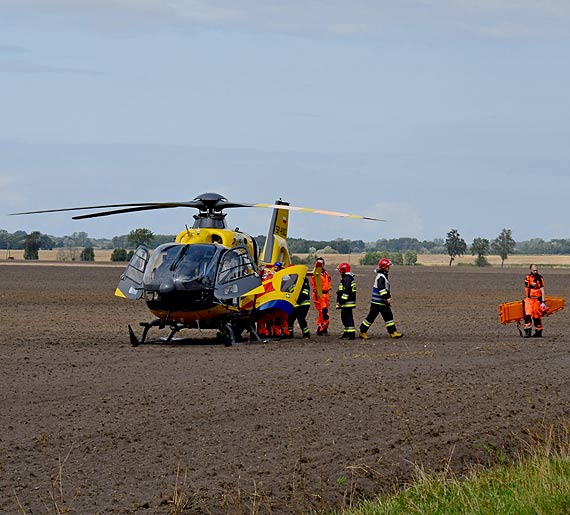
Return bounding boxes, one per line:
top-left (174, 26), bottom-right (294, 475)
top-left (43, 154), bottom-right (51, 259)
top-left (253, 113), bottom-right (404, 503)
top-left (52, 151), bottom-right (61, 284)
top-left (390, 331), bottom-right (404, 339)
top-left (532, 329), bottom-right (543, 338)
top-left (303, 332), bottom-right (311, 339)
top-left (524, 328), bottom-right (532, 338)
top-left (359, 332), bottom-right (369, 340)
top-left (316, 328), bottom-right (323, 336)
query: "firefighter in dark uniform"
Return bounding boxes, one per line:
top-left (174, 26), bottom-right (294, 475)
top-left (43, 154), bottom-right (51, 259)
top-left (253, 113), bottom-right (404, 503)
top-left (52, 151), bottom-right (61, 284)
top-left (288, 275), bottom-right (311, 339)
top-left (336, 262), bottom-right (356, 340)
top-left (359, 258), bottom-right (403, 339)
top-left (523, 264), bottom-right (547, 338)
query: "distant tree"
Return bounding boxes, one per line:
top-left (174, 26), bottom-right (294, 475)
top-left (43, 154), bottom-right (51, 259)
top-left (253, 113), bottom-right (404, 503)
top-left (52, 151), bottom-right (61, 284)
top-left (80, 247), bottom-right (95, 262)
top-left (351, 240), bottom-right (365, 252)
top-left (112, 235), bottom-right (129, 249)
top-left (491, 228), bottom-right (516, 268)
top-left (128, 228), bottom-right (154, 248)
top-left (332, 238), bottom-right (351, 254)
top-left (23, 231), bottom-right (42, 260)
top-left (549, 239), bottom-right (570, 254)
top-left (360, 251), bottom-right (403, 266)
top-left (40, 234), bottom-right (55, 250)
top-left (471, 237), bottom-right (490, 267)
top-left (403, 250), bottom-right (418, 266)
top-left (516, 238), bottom-right (547, 254)
top-left (316, 245), bottom-right (338, 254)
top-left (68, 231), bottom-right (90, 247)
top-left (111, 248), bottom-right (128, 261)
top-left (444, 229), bottom-right (467, 266)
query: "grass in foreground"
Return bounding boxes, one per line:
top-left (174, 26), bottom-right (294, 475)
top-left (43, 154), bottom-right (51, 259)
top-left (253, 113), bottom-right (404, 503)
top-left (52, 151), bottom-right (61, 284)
top-left (333, 424), bottom-right (570, 515)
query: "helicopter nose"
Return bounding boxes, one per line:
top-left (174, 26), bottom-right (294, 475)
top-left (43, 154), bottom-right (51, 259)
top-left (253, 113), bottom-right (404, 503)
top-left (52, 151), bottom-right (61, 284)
top-left (158, 277), bottom-right (175, 294)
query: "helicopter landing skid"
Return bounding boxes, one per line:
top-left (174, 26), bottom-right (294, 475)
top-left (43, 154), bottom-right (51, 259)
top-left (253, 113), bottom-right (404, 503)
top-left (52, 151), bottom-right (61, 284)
top-left (128, 319), bottom-right (263, 347)
top-left (220, 320), bottom-right (263, 347)
top-left (129, 319), bottom-right (178, 346)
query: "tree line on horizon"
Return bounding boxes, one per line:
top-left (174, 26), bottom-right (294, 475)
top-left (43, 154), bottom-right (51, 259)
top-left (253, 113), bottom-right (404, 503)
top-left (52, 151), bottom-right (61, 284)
top-left (1, 227), bottom-right (568, 264)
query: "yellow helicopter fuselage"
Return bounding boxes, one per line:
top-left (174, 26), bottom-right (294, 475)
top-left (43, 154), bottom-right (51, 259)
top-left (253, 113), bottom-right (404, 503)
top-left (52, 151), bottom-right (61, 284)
top-left (174, 227), bottom-right (257, 258)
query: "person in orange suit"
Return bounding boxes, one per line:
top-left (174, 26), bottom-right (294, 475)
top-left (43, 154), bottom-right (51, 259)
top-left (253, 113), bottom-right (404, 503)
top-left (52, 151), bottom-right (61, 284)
top-left (309, 257), bottom-right (331, 335)
top-left (523, 264), bottom-right (547, 338)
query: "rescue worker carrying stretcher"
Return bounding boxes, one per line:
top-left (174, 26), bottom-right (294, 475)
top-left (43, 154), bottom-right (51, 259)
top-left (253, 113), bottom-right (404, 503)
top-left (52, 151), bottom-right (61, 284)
top-left (310, 257), bottom-right (331, 335)
top-left (359, 258), bottom-right (403, 339)
top-left (336, 262), bottom-right (357, 340)
top-left (523, 264), bottom-right (547, 338)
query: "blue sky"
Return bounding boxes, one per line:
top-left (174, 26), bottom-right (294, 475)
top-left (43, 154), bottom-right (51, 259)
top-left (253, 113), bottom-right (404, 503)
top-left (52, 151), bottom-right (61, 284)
top-left (1, 1), bottom-right (569, 243)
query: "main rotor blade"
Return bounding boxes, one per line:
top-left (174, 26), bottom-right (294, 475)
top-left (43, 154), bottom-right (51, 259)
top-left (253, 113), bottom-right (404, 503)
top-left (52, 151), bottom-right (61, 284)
top-left (72, 204), bottom-right (191, 219)
top-left (9, 196), bottom-right (384, 222)
top-left (252, 203), bottom-right (385, 222)
top-left (9, 203), bottom-right (167, 216)
top-left (10, 199), bottom-right (253, 217)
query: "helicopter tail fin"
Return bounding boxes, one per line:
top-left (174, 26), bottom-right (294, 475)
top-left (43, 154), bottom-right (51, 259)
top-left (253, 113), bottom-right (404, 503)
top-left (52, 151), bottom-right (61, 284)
top-left (260, 200), bottom-right (291, 266)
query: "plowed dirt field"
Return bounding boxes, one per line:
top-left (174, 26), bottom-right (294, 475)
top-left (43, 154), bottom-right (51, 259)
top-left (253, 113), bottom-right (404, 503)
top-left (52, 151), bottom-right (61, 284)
top-left (1, 263), bottom-right (569, 514)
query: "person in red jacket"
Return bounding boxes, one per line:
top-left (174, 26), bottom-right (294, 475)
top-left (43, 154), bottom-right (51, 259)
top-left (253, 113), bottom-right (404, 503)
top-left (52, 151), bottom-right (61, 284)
top-left (310, 257), bottom-right (332, 335)
top-left (523, 264), bottom-right (547, 338)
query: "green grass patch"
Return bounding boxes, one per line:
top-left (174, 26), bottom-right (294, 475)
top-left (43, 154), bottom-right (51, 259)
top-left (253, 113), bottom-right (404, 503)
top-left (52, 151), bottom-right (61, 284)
top-left (331, 423), bottom-right (570, 515)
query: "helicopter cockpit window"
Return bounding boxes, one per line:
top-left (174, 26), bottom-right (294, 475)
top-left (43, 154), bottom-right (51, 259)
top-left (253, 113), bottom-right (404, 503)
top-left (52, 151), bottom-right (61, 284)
top-left (143, 243), bottom-right (219, 288)
top-left (280, 273), bottom-right (299, 293)
top-left (143, 244), bottom-right (182, 285)
top-left (217, 247), bottom-right (257, 285)
top-left (174, 244), bottom-right (217, 286)
top-left (124, 246), bottom-right (150, 283)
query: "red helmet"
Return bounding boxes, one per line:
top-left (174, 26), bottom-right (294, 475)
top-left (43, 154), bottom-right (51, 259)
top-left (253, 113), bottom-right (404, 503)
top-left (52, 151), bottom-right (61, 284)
top-left (378, 258), bottom-right (392, 271)
top-left (337, 262), bottom-right (351, 274)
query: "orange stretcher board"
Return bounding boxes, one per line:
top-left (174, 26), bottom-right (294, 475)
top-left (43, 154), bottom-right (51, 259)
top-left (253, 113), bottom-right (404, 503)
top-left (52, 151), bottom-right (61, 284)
top-left (499, 296), bottom-right (565, 324)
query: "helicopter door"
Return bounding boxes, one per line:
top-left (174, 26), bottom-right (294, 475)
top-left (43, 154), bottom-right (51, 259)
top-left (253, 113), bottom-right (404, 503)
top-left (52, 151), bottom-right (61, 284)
top-left (115, 246), bottom-right (150, 300)
top-left (214, 246), bottom-right (261, 300)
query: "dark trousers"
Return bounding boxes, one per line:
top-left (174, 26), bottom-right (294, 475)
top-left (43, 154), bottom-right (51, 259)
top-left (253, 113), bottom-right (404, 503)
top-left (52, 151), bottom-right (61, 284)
top-left (360, 303), bottom-right (397, 334)
top-left (288, 305), bottom-right (310, 335)
top-left (340, 307), bottom-right (355, 336)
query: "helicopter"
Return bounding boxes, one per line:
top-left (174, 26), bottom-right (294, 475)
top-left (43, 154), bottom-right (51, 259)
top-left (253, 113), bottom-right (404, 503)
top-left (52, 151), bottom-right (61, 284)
top-left (10, 192), bottom-right (383, 346)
